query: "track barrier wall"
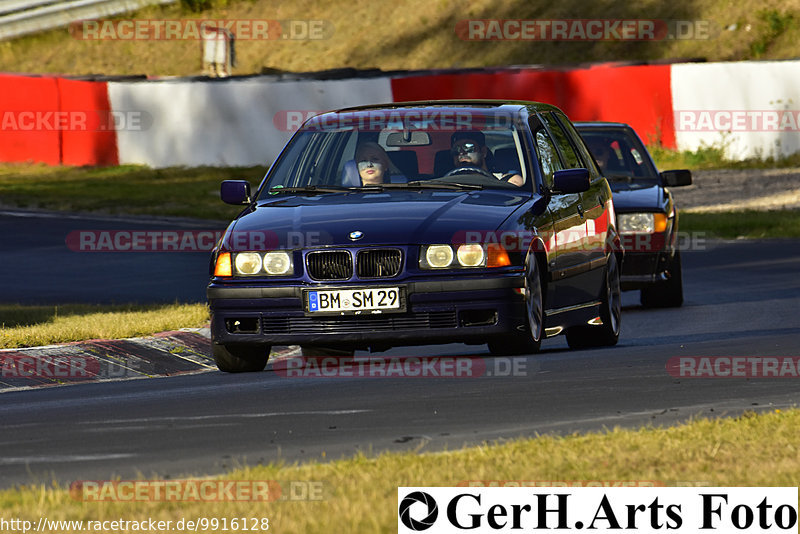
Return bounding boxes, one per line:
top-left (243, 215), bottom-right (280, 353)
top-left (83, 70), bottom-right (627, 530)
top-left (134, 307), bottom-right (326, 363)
top-left (0, 74), bottom-right (118, 166)
top-left (1, 60), bottom-right (799, 167)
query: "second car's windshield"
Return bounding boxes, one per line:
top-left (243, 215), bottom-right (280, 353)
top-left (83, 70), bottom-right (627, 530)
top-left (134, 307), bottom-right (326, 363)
top-left (257, 109), bottom-right (530, 199)
top-left (580, 129), bottom-right (659, 183)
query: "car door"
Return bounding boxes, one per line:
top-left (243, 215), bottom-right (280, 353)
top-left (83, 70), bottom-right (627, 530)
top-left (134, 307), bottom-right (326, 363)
top-left (540, 111), bottom-right (606, 306)
top-left (532, 115), bottom-right (588, 308)
top-left (554, 112), bottom-right (612, 284)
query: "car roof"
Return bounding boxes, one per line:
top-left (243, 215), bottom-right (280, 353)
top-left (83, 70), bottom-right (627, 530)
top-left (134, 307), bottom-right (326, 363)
top-left (302, 100), bottom-right (568, 133)
top-left (573, 121), bottom-right (632, 129)
top-left (330, 99), bottom-right (563, 115)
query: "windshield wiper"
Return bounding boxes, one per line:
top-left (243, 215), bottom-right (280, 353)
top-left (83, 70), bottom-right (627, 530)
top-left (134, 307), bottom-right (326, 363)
top-left (267, 185), bottom-right (353, 195)
top-left (605, 174), bottom-right (633, 183)
top-left (355, 185), bottom-right (387, 192)
top-left (268, 182), bottom-right (484, 195)
top-left (382, 181), bottom-right (484, 191)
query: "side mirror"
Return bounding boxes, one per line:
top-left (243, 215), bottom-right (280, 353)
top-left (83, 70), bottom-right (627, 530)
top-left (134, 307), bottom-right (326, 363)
top-left (553, 168), bottom-right (590, 194)
top-left (220, 180), bottom-right (251, 205)
top-left (660, 169), bottom-right (692, 187)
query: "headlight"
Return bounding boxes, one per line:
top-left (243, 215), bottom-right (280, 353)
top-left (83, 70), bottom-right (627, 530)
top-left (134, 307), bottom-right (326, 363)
top-left (456, 244), bottom-right (485, 267)
top-left (618, 213), bottom-right (668, 233)
top-left (234, 252), bottom-right (262, 275)
top-left (424, 245), bottom-right (454, 268)
top-left (421, 244), bottom-right (506, 269)
top-left (264, 251), bottom-right (292, 275)
top-left (232, 251), bottom-right (294, 276)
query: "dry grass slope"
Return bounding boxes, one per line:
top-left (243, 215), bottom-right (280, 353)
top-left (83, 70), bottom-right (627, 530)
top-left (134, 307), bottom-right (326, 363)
top-left (1, 0), bottom-right (800, 77)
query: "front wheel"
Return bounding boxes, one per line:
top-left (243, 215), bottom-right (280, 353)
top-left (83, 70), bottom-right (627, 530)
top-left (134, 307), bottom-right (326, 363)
top-left (488, 256), bottom-right (544, 356)
top-left (566, 253), bottom-right (621, 349)
top-left (212, 343), bottom-right (270, 373)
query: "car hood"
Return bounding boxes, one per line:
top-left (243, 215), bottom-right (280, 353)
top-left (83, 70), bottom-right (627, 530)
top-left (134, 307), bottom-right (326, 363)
top-left (224, 190), bottom-right (532, 249)
top-left (610, 183), bottom-right (665, 212)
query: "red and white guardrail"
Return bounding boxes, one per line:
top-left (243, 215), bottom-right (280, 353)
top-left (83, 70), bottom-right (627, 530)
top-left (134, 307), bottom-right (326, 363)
top-left (1, 60), bottom-right (798, 167)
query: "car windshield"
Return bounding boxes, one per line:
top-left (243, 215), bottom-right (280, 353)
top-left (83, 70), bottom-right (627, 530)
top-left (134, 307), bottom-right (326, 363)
top-left (257, 108), bottom-right (530, 199)
top-left (579, 128), bottom-right (660, 186)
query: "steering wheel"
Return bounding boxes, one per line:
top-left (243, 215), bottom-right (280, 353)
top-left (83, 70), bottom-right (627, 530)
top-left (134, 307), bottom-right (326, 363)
top-left (444, 166), bottom-right (495, 179)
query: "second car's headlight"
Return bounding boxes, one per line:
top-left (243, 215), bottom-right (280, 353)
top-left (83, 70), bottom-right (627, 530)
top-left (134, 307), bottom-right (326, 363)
top-left (618, 212), bottom-right (663, 233)
top-left (233, 251), bottom-right (293, 276)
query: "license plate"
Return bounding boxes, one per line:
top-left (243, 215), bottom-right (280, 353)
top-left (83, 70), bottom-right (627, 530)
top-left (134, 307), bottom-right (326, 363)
top-left (306, 287), bottom-right (401, 313)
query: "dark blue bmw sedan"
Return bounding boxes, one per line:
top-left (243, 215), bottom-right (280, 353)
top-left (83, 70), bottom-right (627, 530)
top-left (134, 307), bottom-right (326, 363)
top-left (208, 101), bottom-right (622, 372)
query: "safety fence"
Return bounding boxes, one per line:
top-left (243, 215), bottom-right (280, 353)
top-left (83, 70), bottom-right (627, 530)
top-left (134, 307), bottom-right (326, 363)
top-left (2, 60), bottom-right (799, 167)
top-left (0, 0), bottom-right (176, 41)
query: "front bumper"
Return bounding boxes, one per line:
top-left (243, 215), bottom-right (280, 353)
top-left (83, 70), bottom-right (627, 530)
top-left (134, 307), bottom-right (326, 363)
top-left (620, 250), bottom-right (676, 290)
top-left (208, 275), bottom-right (526, 349)
top-left (618, 228), bottom-right (678, 290)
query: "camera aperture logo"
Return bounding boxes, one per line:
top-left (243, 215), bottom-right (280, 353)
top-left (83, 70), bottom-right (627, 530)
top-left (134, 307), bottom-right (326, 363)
top-left (399, 491), bottom-right (439, 531)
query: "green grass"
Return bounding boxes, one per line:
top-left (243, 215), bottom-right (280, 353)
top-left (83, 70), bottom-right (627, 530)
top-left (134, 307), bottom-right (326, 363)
top-left (2, 0), bottom-right (800, 77)
top-left (0, 303), bottom-right (209, 348)
top-left (680, 210), bottom-right (800, 239)
top-left (0, 163), bottom-right (262, 221)
top-left (0, 408), bottom-right (797, 533)
top-left (648, 143), bottom-right (800, 171)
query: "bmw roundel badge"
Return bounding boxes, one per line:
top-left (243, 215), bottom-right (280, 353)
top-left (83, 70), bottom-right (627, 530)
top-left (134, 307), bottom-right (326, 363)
top-left (349, 230), bottom-right (364, 241)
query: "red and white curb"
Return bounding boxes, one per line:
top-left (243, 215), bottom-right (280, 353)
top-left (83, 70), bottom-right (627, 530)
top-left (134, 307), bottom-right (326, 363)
top-left (0, 328), bottom-right (298, 392)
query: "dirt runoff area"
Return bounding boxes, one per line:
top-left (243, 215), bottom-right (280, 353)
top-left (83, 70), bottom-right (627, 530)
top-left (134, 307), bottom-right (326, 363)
top-left (670, 167), bottom-right (800, 213)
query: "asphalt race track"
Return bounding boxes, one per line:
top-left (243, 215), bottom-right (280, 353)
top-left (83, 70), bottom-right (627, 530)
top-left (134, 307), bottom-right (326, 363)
top-left (0, 209), bottom-right (224, 304)
top-left (1, 211), bottom-right (799, 488)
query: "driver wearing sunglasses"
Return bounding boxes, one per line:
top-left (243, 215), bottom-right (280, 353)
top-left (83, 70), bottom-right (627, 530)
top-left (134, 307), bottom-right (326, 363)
top-left (451, 131), bottom-right (523, 186)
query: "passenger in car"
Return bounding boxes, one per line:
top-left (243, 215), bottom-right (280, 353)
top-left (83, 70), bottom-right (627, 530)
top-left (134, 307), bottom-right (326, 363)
top-left (450, 131), bottom-right (524, 186)
top-left (355, 142), bottom-right (392, 185)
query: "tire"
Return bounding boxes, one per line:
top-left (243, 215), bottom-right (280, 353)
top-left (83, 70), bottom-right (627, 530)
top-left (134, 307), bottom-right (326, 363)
top-left (300, 346), bottom-right (355, 358)
top-left (641, 250), bottom-right (684, 308)
top-left (488, 255), bottom-right (544, 356)
top-left (566, 253), bottom-right (621, 349)
top-left (212, 343), bottom-right (270, 373)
